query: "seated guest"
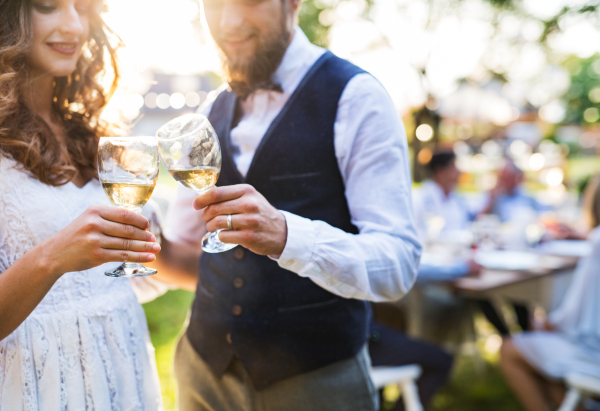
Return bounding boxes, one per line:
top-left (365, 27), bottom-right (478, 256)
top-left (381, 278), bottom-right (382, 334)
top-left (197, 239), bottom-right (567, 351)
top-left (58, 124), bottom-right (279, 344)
top-left (413, 150), bottom-right (474, 239)
top-left (369, 322), bottom-right (453, 411)
top-left (480, 160), bottom-right (546, 222)
top-left (500, 174), bottom-right (600, 411)
top-left (413, 150), bottom-right (481, 280)
top-left (414, 151), bottom-right (528, 335)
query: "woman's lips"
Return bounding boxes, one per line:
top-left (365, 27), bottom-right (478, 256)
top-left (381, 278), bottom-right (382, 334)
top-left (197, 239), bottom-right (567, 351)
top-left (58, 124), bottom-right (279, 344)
top-left (47, 42), bottom-right (78, 55)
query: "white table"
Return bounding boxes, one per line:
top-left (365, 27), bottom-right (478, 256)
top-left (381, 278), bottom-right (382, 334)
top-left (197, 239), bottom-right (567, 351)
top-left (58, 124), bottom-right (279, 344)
top-left (406, 254), bottom-right (578, 338)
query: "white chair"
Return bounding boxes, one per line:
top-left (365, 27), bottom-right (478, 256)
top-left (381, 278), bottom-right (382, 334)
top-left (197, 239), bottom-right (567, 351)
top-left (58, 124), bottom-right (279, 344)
top-left (370, 365), bottom-right (424, 411)
top-left (558, 373), bottom-right (600, 411)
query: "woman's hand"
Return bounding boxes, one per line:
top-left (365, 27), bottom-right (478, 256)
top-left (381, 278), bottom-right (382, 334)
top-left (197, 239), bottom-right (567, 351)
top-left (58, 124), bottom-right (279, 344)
top-left (0, 205), bottom-right (161, 341)
top-left (42, 205), bottom-right (160, 277)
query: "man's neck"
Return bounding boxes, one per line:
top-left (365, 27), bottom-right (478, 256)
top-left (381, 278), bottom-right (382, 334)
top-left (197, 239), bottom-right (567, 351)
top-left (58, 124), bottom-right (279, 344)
top-left (432, 178), bottom-right (452, 197)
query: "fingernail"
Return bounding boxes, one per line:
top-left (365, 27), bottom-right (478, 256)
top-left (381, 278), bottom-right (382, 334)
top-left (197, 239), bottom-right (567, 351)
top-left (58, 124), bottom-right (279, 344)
top-left (147, 254), bottom-right (156, 262)
top-left (150, 234), bottom-right (156, 242)
top-left (152, 244), bottom-right (161, 252)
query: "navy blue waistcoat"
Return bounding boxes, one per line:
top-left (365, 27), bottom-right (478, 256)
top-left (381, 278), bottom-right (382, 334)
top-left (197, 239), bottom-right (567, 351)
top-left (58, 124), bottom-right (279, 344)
top-left (186, 52), bottom-right (370, 390)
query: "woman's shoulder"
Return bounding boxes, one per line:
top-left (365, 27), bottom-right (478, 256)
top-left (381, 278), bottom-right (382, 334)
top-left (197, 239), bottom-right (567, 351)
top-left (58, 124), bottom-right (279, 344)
top-left (0, 154), bottom-right (22, 178)
top-left (0, 154), bottom-right (32, 184)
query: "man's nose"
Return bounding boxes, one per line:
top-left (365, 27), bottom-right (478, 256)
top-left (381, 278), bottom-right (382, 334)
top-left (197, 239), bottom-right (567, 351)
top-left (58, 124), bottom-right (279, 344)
top-left (220, 3), bottom-right (245, 32)
top-left (59, 6), bottom-right (84, 38)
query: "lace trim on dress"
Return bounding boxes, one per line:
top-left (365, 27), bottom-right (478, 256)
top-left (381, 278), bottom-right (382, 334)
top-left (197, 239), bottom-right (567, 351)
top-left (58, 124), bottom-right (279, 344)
top-left (126, 309), bottom-right (145, 411)
top-left (92, 318), bottom-right (120, 411)
top-left (0, 158), bottom-right (36, 273)
top-left (31, 319), bottom-right (49, 383)
top-left (19, 325), bottom-right (38, 410)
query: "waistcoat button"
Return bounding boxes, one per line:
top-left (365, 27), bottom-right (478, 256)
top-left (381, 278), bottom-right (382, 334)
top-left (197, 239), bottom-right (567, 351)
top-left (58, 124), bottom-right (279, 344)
top-left (234, 248), bottom-right (245, 260)
top-left (233, 278), bottom-right (244, 289)
top-left (232, 305), bottom-right (243, 316)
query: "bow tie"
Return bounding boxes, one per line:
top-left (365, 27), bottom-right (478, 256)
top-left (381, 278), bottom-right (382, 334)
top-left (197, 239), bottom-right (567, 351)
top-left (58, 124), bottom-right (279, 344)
top-left (229, 80), bottom-right (283, 101)
top-left (255, 80), bottom-right (283, 93)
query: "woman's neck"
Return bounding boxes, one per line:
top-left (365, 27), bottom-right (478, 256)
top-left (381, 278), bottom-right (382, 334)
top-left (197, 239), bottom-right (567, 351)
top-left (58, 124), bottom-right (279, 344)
top-left (21, 72), bottom-right (55, 125)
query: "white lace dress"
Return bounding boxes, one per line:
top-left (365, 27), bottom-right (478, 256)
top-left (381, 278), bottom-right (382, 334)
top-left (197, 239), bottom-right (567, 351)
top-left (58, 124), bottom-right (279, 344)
top-left (0, 156), bottom-right (163, 410)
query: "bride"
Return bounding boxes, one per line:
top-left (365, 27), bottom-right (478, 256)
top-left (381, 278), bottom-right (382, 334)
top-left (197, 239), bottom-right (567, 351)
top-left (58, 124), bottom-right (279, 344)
top-left (0, 0), bottom-right (163, 408)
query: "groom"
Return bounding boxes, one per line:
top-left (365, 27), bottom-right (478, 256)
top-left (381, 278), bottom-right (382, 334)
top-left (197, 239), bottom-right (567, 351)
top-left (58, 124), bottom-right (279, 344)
top-left (162, 0), bottom-right (421, 409)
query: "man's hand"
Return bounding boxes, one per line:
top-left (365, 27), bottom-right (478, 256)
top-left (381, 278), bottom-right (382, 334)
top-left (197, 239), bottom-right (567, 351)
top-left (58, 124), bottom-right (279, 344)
top-left (193, 184), bottom-right (288, 256)
top-left (466, 259), bottom-right (483, 278)
top-left (533, 319), bottom-right (557, 332)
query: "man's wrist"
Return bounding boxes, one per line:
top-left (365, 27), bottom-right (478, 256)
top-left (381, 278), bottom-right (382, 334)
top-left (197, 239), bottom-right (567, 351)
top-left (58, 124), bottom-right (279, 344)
top-left (275, 211), bottom-right (316, 273)
top-left (268, 211), bottom-right (288, 259)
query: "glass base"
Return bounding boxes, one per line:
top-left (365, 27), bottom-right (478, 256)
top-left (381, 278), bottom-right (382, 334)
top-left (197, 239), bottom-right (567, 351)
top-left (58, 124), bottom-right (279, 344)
top-left (201, 229), bottom-right (238, 253)
top-left (105, 262), bottom-right (157, 278)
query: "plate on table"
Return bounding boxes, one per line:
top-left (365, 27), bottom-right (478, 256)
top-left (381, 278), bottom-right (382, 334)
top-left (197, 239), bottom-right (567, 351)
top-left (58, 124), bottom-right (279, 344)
top-left (474, 250), bottom-right (541, 271)
top-left (536, 240), bottom-right (592, 258)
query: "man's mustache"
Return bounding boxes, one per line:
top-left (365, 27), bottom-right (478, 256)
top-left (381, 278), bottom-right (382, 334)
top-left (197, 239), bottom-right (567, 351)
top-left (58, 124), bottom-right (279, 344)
top-left (216, 29), bottom-right (259, 44)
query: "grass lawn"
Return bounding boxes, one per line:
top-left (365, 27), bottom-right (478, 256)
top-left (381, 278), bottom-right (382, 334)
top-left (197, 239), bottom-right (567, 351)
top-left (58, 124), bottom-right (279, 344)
top-left (143, 289), bottom-right (195, 410)
top-left (144, 291), bottom-right (522, 411)
top-left (430, 355), bottom-right (523, 411)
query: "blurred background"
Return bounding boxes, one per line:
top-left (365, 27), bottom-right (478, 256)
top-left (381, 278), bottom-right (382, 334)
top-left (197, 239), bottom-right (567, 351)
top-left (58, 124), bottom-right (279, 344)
top-left (100, 0), bottom-right (600, 409)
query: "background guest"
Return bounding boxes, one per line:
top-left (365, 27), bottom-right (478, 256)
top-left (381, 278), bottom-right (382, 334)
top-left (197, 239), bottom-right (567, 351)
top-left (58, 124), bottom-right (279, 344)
top-left (480, 160), bottom-right (547, 223)
top-left (413, 150), bottom-right (475, 240)
top-left (500, 173), bottom-right (600, 411)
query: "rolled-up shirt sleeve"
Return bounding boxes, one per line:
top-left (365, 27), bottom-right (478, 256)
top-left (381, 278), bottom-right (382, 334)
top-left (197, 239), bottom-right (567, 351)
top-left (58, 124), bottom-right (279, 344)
top-left (275, 74), bottom-right (422, 302)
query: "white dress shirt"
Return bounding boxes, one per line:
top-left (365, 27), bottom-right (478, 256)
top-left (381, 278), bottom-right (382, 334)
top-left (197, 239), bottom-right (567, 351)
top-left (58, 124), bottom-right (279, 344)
top-left (165, 27), bottom-right (421, 302)
top-left (412, 180), bottom-right (472, 241)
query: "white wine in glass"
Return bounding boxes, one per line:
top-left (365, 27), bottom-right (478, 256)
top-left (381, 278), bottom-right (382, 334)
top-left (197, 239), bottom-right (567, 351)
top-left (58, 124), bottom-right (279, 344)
top-left (98, 136), bottom-right (159, 277)
top-left (168, 166), bottom-right (220, 193)
top-left (102, 181), bottom-right (157, 211)
top-left (156, 113), bottom-right (237, 253)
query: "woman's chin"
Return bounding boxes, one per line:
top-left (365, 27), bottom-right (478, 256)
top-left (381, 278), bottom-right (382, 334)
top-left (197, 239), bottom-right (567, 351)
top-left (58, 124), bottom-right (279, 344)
top-left (51, 66), bottom-right (77, 78)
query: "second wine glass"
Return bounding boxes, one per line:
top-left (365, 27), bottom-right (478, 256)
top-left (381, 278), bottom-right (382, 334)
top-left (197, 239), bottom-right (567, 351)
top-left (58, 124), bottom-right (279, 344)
top-left (98, 136), bottom-right (159, 277)
top-left (157, 113), bottom-right (237, 253)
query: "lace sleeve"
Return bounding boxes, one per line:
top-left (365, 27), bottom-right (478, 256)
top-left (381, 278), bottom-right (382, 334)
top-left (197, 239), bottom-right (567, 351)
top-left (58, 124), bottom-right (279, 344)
top-left (0, 218), bottom-right (7, 273)
top-left (0, 157), bottom-right (35, 274)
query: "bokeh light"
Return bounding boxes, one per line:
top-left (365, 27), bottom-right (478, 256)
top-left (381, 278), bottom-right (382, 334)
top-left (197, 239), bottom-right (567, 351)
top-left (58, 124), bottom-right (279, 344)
top-left (545, 167), bottom-right (565, 187)
top-left (583, 107), bottom-right (600, 123)
top-left (156, 94), bottom-right (171, 109)
top-left (416, 124), bottom-right (434, 141)
top-left (529, 153), bottom-right (545, 171)
top-left (170, 93), bottom-right (186, 110)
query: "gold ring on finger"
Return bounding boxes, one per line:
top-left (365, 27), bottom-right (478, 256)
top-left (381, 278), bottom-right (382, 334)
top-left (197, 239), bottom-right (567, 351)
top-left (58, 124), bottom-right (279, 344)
top-left (227, 214), bottom-right (233, 230)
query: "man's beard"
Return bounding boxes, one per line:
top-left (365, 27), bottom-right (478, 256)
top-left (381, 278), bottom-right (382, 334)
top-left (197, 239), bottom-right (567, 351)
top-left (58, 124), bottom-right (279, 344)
top-left (219, 22), bottom-right (290, 100)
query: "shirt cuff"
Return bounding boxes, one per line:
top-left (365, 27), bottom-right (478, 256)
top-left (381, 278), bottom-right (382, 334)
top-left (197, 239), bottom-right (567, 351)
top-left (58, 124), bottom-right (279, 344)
top-left (270, 211), bottom-right (316, 273)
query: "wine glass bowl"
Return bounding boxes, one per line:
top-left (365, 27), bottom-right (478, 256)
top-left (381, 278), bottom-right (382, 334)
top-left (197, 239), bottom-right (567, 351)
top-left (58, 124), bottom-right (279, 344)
top-left (98, 136), bottom-right (159, 277)
top-left (156, 114), bottom-right (221, 194)
top-left (156, 113), bottom-right (237, 253)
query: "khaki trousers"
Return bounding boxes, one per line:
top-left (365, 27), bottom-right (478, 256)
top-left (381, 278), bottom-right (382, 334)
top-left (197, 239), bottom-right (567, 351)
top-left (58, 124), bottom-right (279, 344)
top-left (174, 334), bottom-right (378, 411)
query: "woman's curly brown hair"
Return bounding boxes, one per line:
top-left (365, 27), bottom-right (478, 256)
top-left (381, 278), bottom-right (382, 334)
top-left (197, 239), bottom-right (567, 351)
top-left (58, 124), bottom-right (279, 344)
top-left (0, 0), bottom-right (121, 186)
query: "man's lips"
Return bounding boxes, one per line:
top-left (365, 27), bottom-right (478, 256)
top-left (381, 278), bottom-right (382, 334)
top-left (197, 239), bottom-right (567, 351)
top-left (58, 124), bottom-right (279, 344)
top-left (47, 42), bottom-right (78, 55)
top-left (221, 36), bottom-right (254, 49)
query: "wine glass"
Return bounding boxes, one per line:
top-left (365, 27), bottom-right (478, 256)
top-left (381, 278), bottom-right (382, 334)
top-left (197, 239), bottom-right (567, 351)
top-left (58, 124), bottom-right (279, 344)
top-left (156, 113), bottom-right (237, 253)
top-left (98, 136), bottom-right (159, 277)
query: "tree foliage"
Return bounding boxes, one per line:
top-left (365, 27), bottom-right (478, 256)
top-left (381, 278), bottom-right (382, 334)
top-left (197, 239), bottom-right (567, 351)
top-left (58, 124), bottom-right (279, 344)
top-left (298, 0), bottom-right (331, 47)
top-left (562, 55), bottom-right (600, 125)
